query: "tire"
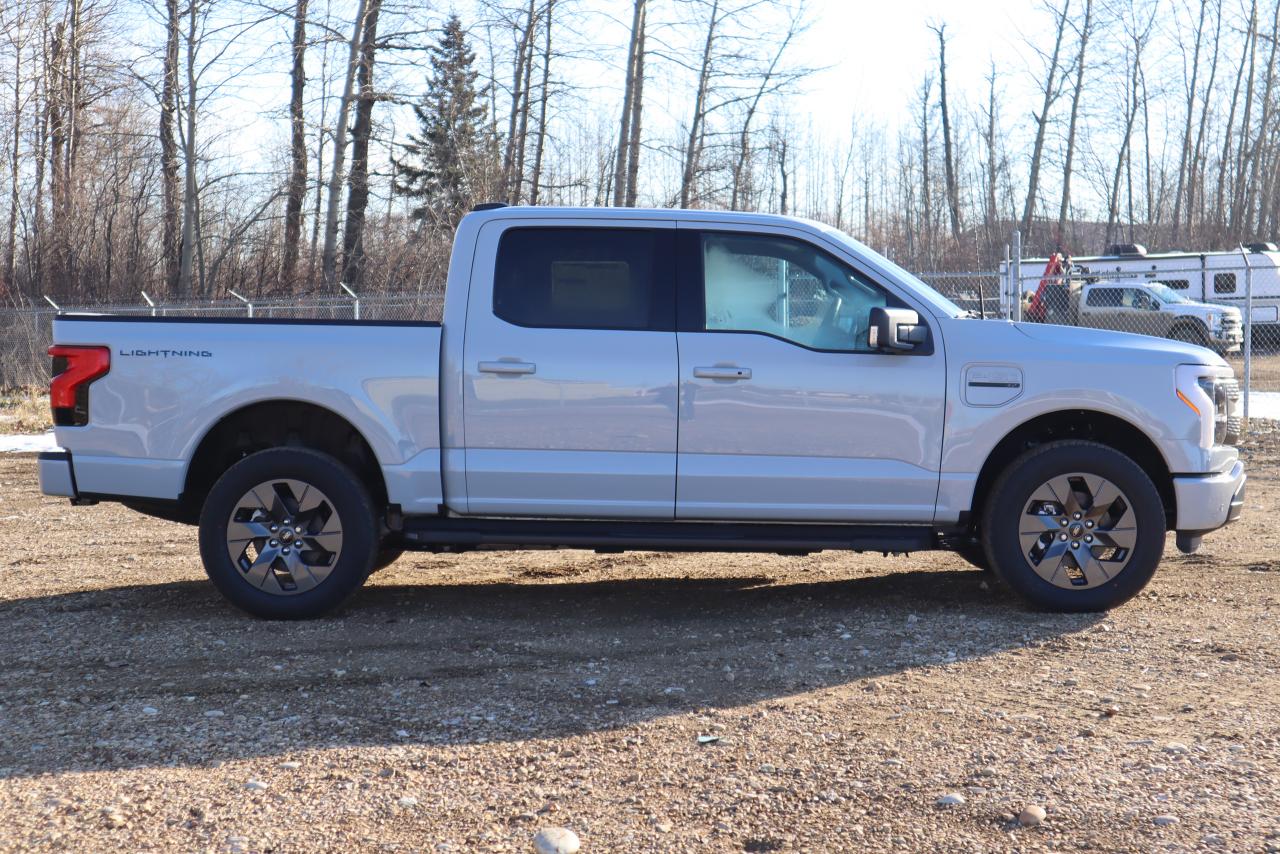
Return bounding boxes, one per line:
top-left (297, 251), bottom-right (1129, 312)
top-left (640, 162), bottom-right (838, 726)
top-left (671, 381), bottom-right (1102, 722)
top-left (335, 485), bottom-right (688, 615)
top-left (980, 440), bottom-right (1166, 612)
top-left (1169, 322), bottom-right (1209, 347)
top-left (198, 447), bottom-right (378, 619)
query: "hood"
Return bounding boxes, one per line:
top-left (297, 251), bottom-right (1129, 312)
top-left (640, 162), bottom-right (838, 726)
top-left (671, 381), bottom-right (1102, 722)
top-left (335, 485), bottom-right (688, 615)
top-left (1174, 302), bottom-right (1241, 319)
top-left (1011, 321), bottom-right (1228, 368)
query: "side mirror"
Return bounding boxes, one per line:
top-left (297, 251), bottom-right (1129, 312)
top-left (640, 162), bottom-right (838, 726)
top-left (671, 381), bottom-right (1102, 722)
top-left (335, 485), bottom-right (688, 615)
top-left (869, 306), bottom-right (927, 352)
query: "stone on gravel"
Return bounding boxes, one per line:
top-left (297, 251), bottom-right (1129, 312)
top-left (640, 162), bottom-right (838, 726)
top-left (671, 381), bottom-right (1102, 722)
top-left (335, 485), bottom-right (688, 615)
top-left (1018, 805), bottom-right (1047, 826)
top-left (243, 780), bottom-right (268, 792)
top-left (532, 827), bottom-right (580, 854)
top-left (397, 796), bottom-right (418, 808)
top-left (277, 761), bottom-right (301, 770)
top-left (936, 793), bottom-right (966, 807)
top-left (1153, 815), bottom-right (1179, 826)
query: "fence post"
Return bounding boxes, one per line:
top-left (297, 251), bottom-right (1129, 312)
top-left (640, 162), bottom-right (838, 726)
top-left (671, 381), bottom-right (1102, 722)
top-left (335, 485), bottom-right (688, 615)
top-left (141, 291), bottom-right (156, 317)
top-left (43, 295), bottom-right (61, 311)
top-left (340, 282), bottom-right (360, 320)
top-left (1010, 230), bottom-right (1023, 321)
top-left (1240, 247), bottom-right (1253, 429)
top-left (228, 289), bottom-right (254, 319)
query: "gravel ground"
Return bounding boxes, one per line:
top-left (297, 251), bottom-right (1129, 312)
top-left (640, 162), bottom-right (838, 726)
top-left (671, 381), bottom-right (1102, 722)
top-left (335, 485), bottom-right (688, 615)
top-left (1, 437), bottom-right (1278, 853)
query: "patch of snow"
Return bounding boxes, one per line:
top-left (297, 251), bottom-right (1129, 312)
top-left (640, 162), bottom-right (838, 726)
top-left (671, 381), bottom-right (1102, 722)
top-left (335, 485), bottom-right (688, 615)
top-left (0, 432), bottom-right (59, 453)
top-left (1248, 391), bottom-right (1280, 421)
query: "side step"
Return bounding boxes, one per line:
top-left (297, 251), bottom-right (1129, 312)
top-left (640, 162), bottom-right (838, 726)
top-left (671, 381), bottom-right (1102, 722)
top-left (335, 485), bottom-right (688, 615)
top-left (401, 516), bottom-right (936, 554)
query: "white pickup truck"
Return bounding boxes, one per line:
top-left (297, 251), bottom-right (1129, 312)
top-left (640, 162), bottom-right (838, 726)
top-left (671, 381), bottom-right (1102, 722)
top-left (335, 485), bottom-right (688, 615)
top-left (40, 206), bottom-right (1246, 618)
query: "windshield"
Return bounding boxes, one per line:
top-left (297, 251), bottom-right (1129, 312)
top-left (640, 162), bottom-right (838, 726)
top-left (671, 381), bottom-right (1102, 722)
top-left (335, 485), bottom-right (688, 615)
top-left (1147, 282), bottom-right (1194, 304)
top-left (807, 220), bottom-right (967, 318)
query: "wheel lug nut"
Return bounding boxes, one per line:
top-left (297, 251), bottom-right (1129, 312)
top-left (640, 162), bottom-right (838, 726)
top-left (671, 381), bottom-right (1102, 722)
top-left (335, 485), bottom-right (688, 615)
top-left (1073, 512), bottom-right (1082, 520)
top-left (1085, 535), bottom-right (1094, 543)
top-left (295, 527), bottom-right (303, 535)
top-left (282, 547), bottom-right (291, 555)
top-left (268, 538), bottom-right (279, 547)
top-left (1059, 533), bottom-right (1068, 541)
top-left (1059, 519), bottom-right (1068, 527)
top-left (1085, 520), bottom-right (1094, 528)
top-left (1071, 541), bottom-right (1080, 548)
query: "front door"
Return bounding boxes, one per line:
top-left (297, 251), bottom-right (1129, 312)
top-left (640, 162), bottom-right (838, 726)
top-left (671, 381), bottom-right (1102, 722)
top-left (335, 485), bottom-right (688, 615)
top-left (675, 228), bottom-right (946, 522)
top-left (461, 221), bottom-right (679, 518)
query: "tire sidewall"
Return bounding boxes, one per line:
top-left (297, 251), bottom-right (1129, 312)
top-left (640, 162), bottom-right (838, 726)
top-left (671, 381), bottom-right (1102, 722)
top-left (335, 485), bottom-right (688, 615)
top-left (199, 448), bottom-right (377, 619)
top-left (984, 442), bottom-right (1166, 612)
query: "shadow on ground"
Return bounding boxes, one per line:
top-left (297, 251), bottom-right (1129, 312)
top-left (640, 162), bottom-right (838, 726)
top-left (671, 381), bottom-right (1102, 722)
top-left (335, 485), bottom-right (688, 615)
top-left (0, 568), bottom-right (1100, 778)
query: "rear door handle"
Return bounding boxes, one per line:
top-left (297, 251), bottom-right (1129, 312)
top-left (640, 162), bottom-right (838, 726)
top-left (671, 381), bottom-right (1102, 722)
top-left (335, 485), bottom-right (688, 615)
top-left (693, 366), bottom-right (752, 380)
top-left (478, 360), bottom-right (536, 375)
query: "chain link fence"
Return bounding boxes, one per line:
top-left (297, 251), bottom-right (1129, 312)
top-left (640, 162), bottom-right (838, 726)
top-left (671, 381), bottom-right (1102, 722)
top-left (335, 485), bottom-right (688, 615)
top-left (0, 291), bottom-right (444, 388)
top-left (1000, 254), bottom-right (1280, 422)
top-left (3, 252), bottom-right (1279, 423)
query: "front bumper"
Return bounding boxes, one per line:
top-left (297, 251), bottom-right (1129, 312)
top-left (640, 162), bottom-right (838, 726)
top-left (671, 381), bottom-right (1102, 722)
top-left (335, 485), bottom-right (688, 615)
top-left (38, 450), bottom-right (77, 497)
top-left (1173, 459), bottom-right (1246, 533)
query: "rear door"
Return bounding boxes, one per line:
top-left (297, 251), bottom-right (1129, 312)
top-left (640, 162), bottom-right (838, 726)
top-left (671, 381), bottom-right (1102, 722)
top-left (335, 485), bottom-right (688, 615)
top-left (461, 219), bottom-right (679, 517)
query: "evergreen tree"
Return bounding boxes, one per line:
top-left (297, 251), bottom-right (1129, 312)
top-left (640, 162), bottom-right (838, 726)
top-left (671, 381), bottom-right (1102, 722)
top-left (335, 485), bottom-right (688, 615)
top-left (395, 15), bottom-right (490, 226)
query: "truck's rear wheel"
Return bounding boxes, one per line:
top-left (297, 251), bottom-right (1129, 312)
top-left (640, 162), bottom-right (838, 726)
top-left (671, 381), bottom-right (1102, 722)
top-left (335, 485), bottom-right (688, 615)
top-left (981, 440), bottom-right (1165, 612)
top-left (198, 448), bottom-right (378, 619)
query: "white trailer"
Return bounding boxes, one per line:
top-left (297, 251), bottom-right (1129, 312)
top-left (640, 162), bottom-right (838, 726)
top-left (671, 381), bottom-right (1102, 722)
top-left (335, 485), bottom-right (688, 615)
top-left (1004, 243), bottom-right (1280, 326)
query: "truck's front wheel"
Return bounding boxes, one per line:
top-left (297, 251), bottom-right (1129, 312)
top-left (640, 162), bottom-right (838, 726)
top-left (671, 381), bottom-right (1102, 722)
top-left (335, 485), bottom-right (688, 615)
top-left (981, 440), bottom-right (1166, 612)
top-left (198, 448), bottom-right (378, 619)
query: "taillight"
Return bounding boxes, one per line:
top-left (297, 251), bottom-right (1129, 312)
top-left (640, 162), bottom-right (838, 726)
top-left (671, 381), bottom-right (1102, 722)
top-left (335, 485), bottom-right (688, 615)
top-left (49, 345), bottom-right (110, 426)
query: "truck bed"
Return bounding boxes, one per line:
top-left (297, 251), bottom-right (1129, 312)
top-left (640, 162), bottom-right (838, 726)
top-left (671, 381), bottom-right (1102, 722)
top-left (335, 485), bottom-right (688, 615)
top-left (50, 314), bottom-right (444, 513)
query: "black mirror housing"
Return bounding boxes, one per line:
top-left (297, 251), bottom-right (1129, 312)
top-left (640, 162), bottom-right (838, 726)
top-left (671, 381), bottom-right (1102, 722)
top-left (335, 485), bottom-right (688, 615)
top-left (869, 306), bottom-right (926, 351)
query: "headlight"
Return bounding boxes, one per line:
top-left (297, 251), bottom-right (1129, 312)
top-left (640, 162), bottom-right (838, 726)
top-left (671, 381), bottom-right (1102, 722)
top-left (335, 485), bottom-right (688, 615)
top-left (1177, 365), bottom-right (1241, 446)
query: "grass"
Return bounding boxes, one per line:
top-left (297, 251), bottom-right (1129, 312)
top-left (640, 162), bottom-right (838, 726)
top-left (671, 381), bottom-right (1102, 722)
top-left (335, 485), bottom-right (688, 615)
top-left (0, 386), bottom-right (51, 434)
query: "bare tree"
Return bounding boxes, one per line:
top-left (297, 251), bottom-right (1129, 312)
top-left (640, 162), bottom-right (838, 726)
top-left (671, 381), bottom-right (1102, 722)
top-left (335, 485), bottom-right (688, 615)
top-left (339, 0), bottom-right (383, 289)
top-left (1021, 0), bottom-right (1071, 241)
top-left (612, 0), bottom-right (645, 206)
top-left (1055, 0), bottom-right (1093, 244)
top-left (320, 0), bottom-right (370, 288)
top-left (280, 0), bottom-right (307, 287)
top-left (930, 22), bottom-right (962, 242)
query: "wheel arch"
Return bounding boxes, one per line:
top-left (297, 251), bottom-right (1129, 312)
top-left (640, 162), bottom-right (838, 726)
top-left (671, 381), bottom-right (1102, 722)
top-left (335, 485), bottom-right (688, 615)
top-left (182, 399), bottom-right (388, 518)
top-left (968, 409), bottom-right (1176, 532)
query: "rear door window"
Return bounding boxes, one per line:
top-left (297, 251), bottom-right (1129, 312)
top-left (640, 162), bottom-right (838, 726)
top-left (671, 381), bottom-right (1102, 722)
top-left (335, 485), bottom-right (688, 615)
top-left (493, 228), bottom-right (675, 330)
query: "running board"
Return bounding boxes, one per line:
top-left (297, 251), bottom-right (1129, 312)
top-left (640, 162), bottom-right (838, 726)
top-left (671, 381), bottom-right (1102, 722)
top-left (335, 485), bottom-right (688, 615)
top-left (401, 517), bottom-right (936, 554)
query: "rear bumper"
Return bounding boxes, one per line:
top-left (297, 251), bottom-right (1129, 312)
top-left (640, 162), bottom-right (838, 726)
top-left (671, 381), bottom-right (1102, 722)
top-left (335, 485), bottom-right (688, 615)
top-left (38, 451), bottom-right (77, 498)
top-left (1173, 459), bottom-right (1246, 533)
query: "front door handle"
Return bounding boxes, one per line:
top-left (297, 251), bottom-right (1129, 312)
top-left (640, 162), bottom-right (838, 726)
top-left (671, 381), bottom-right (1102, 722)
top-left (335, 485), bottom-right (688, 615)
top-left (693, 366), bottom-right (752, 380)
top-left (478, 360), bottom-right (536, 375)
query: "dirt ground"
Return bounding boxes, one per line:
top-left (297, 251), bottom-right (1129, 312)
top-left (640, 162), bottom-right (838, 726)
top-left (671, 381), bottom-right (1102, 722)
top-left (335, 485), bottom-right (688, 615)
top-left (1, 438), bottom-right (1279, 854)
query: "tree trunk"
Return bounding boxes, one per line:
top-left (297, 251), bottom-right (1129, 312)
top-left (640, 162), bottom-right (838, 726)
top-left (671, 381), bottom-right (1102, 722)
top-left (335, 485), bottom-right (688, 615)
top-left (340, 0), bottom-right (382, 290)
top-left (5, 27), bottom-right (22, 293)
top-left (1021, 0), bottom-right (1070, 240)
top-left (160, 0), bottom-right (180, 295)
top-left (680, 0), bottom-right (719, 209)
top-left (1187, 1), bottom-right (1223, 232)
top-left (502, 4), bottom-right (534, 204)
top-left (1171, 0), bottom-right (1206, 241)
top-left (933, 24), bottom-right (961, 243)
top-left (320, 0), bottom-right (370, 288)
top-left (1056, 0), bottom-right (1092, 245)
top-left (512, 0), bottom-right (536, 205)
top-left (281, 0), bottom-right (308, 287)
top-left (528, 0), bottom-right (554, 205)
top-left (624, 14), bottom-right (645, 207)
top-left (177, 0), bottom-right (199, 297)
top-left (612, 0), bottom-right (645, 206)
top-left (1242, 0), bottom-right (1279, 235)
top-left (1230, 0), bottom-right (1258, 233)
top-left (983, 64), bottom-right (998, 237)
